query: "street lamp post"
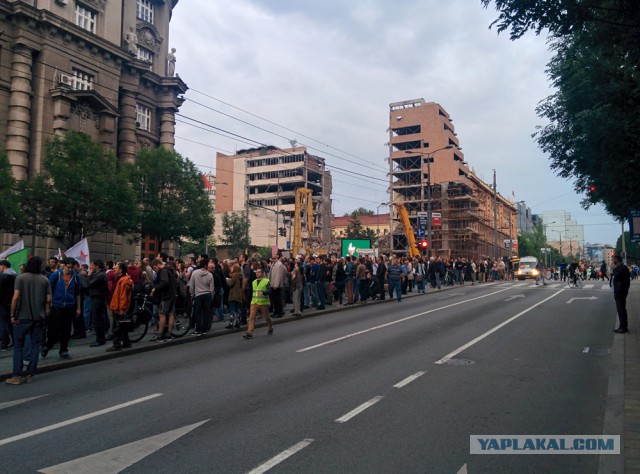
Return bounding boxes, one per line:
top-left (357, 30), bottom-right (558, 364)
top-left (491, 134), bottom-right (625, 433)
top-left (405, 144), bottom-right (454, 257)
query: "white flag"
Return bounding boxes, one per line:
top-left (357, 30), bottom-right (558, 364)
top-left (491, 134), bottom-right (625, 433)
top-left (65, 238), bottom-right (90, 266)
top-left (56, 248), bottom-right (64, 260)
top-left (0, 240), bottom-right (24, 259)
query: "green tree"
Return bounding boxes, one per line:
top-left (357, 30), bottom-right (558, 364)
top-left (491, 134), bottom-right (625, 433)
top-left (616, 231), bottom-right (640, 265)
top-left (0, 150), bottom-right (19, 232)
top-left (345, 215), bottom-right (377, 241)
top-left (219, 212), bottom-right (250, 257)
top-left (482, 0), bottom-right (640, 219)
top-left (344, 207), bottom-right (374, 217)
top-left (517, 224), bottom-right (547, 259)
top-left (134, 147), bottom-right (213, 247)
top-left (34, 131), bottom-right (138, 248)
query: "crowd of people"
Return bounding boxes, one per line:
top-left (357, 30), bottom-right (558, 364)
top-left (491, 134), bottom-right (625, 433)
top-left (1, 249), bottom-right (636, 384)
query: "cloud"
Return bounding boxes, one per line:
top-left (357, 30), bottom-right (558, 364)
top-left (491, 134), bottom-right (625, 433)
top-left (170, 0), bottom-right (619, 245)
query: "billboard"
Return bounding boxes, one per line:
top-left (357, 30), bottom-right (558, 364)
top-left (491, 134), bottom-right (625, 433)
top-left (341, 239), bottom-right (371, 258)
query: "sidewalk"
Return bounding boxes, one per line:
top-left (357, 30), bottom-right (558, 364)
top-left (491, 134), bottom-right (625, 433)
top-left (623, 281), bottom-right (640, 472)
top-left (0, 286), bottom-right (434, 380)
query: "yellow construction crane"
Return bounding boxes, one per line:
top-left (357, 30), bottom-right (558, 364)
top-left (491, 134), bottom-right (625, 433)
top-left (394, 202), bottom-right (421, 258)
top-left (293, 188), bottom-right (314, 256)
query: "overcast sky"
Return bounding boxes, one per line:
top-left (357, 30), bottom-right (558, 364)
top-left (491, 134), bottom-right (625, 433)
top-left (169, 0), bottom-right (622, 246)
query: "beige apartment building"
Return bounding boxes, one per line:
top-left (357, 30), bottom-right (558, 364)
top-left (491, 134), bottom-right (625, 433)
top-left (0, 0), bottom-right (186, 260)
top-left (388, 99), bottom-right (517, 259)
top-left (215, 146), bottom-right (332, 250)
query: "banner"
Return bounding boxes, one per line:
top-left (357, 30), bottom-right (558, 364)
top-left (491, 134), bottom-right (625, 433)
top-left (0, 240), bottom-right (24, 260)
top-left (65, 238), bottom-right (90, 266)
top-left (6, 248), bottom-right (29, 270)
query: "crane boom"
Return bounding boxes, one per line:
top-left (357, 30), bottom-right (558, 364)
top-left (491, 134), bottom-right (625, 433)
top-left (394, 203), bottom-right (420, 258)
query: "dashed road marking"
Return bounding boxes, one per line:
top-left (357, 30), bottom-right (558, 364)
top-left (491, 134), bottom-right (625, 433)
top-left (393, 371), bottom-right (426, 389)
top-left (247, 439), bottom-right (314, 474)
top-left (336, 396), bottom-right (384, 423)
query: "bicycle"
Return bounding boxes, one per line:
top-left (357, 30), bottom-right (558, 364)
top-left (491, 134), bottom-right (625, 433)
top-left (126, 292), bottom-right (191, 343)
top-left (567, 271), bottom-right (583, 289)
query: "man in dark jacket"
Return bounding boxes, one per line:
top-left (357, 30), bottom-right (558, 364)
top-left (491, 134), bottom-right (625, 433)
top-left (376, 256), bottom-right (387, 300)
top-left (86, 259), bottom-right (110, 347)
top-left (0, 260), bottom-right (17, 351)
top-left (151, 259), bottom-right (177, 341)
top-left (612, 255), bottom-right (631, 334)
top-left (42, 258), bottom-right (81, 359)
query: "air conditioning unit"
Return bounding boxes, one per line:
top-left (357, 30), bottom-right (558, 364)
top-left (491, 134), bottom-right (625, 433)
top-left (58, 73), bottom-right (73, 87)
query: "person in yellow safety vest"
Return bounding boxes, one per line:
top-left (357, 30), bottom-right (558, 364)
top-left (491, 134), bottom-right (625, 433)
top-left (242, 267), bottom-right (273, 339)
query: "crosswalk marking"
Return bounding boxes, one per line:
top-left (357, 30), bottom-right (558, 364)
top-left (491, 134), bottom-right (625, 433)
top-left (39, 420), bottom-right (209, 474)
top-left (492, 281), bottom-right (612, 290)
top-left (0, 394), bottom-right (49, 411)
top-left (583, 284), bottom-right (594, 289)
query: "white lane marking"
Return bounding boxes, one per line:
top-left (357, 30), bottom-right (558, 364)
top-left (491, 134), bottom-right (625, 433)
top-left (601, 286), bottom-right (612, 290)
top-left (435, 290), bottom-right (565, 365)
top-left (0, 393), bottom-right (162, 447)
top-left (583, 284), bottom-right (594, 289)
top-left (393, 371), bottom-right (426, 389)
top-left (566, 296), bottom-right (598, 304)
top-left (457, 463), bottom-right (468, 474)
top-left (297, 288), bottom-right (512, 353)
top-left (549, 283), bottom-right (561, 288)
top-left (512, 283), bottom-right (526, 287)
top-left (504, 294), bottom-right (525, 302)
top-left (247, 438), bottom-right (314, 474)
top-left (336, 396), bottom-right (384, 423)
top-left (583, 347), bottom-right (590, 353)
top-left (39, 419), bottom-right (208, 474)
top-left (0, 394), bottom-right (48, 411)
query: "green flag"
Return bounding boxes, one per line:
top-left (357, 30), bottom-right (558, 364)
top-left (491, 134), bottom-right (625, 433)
top-left (7, 248), bottom-right (29, 271)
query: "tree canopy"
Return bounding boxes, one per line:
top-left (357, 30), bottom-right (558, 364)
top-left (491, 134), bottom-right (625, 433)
top-left (218, 212), bottom-right (250, 257)
top-left (133, 147), bottom-right (213, 246)
top-left (482, 0), bottom-right (640, 219)
top-left (344, 215), bottom-right (377, 241)
top-left (24, 131), bottom-right (138, 248)
top-left (0, 150), bottom-right (19, 232)
top-left (344, 207), bottom-right (374, 217)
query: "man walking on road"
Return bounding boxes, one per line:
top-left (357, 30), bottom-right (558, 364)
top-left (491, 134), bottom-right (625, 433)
top-left (243, 267), bottom-right (273, 339)
top-left (6, 256), bottom-right (51, 385)
top-left (86, 259), bottom-right (110, 347)
top-left (386, 257), bottom-right (404, 302)
top-left (611, 254), bottom-right (631, 334)
top-left (269, 253), bottom-right (286, 318)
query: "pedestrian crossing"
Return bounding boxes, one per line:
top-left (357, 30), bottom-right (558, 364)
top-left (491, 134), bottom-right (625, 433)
top-left (496, 281), bottom-right (612, 290)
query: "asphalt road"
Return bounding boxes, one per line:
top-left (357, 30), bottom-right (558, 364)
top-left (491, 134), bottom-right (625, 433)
top-left (0, 280), bottom-right (617, 473)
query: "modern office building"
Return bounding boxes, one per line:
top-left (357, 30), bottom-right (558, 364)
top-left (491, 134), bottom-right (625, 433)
top-left (0, 0), bottom-right (186, 259)
top-left (540, 210), bottom-right (585, 257)
top-left (388, 98), bottom-right (517, 259)
top-left (214, 146), bottom-right (332, 249)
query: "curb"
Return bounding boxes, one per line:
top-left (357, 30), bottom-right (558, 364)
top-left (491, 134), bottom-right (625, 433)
top-left (1, 285), bottom-right (455, 381)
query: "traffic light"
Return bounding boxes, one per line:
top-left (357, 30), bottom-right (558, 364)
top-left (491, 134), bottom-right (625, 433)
top-left (588, 184), bottom-right (596, 193)
top-left (419, 240), bottom-right (429, 250)
top-left (279, 227), bottom-right (286, 237)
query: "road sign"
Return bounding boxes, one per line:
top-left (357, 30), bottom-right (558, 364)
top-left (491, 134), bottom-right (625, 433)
top-left (417, 227), bottom-right (426, 238)
top-left (630, 210), bottom-right (640, 243)
top-left (417, 212), bottom-right (428, 227)
top-left (432, 212), bottom-right (442, 227)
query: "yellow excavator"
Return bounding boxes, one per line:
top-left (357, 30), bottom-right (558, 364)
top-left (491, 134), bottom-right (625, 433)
top-left (394, 202), bottom-right (421, 258)
top-left (292, 188), bottom-right (314, 256)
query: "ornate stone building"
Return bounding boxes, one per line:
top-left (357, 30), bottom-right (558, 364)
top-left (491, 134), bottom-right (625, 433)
top-left (0, 0), bottom-right (187, 259)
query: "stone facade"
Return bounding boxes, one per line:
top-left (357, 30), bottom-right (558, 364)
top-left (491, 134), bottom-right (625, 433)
top-left (0, 0), bottom-right (187, 260)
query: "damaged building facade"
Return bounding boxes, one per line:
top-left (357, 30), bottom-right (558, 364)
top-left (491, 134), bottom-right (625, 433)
top-left (388, 99), bottom-right (517, 260)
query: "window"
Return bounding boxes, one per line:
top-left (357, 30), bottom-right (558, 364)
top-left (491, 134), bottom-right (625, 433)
top-left (136, 104), bottom-right (152, 132)
top-left (136, 46), bottom-right (154, 67)
top-left (75, 3), bottom-right (96, 33)
top-left (72, 68), bottom-right (93, 90)
top-left (137, 0), bottom-right (154, 24)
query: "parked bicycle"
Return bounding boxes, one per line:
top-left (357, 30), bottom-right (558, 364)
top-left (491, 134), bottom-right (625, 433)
top-left (126, 291), bottom-right (191, 343)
